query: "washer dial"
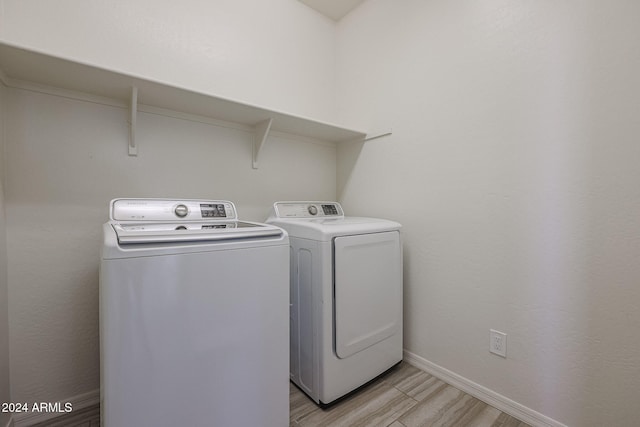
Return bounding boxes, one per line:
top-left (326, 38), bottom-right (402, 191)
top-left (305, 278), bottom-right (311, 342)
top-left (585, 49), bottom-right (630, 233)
top-left (174, 204), bottom-right (189, 218)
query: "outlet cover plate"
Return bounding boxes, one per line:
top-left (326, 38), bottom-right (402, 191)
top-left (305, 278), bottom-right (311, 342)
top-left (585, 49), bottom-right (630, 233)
top-left (490, 329), bottom-right (507, 358)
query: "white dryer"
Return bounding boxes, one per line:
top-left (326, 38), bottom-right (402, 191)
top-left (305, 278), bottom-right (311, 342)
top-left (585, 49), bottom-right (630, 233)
top-left (267, 201), bottom-right (402, 405)
top-left (100, 199), bottom-right (289, 427)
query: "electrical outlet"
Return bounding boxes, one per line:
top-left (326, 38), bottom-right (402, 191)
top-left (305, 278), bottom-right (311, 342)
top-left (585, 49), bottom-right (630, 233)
top-left (489, 329), bottom-right (507, 358)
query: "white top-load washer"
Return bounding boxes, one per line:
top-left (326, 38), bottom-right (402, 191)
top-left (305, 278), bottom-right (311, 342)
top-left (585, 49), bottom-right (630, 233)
top-left (267, 201), bottom-right (402, 405)
top-left (100, 199), bottom-right (289, 427)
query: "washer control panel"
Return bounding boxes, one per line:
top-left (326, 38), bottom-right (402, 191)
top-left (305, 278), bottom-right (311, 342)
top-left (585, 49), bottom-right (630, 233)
top-left (273, 202), bottom-right (344, 219)
top-left (111, 199), bottom-right (237, 222)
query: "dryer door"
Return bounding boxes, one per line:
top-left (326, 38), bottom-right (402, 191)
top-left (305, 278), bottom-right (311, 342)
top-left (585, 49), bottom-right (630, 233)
top-left (333, 231), bottom-right (402, 359)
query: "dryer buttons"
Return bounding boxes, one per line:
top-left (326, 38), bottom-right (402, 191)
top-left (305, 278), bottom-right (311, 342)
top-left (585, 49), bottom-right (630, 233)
top-left (322, 204), bottom-right (339, 216)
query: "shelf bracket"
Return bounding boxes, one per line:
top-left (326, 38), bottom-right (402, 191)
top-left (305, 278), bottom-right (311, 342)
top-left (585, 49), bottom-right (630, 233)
top-left (252, 118), bottom-right (273, 169)
top-left (128, 86), bottom-right (138, 156)
top-left (364, 129), bottom-right (392, 142)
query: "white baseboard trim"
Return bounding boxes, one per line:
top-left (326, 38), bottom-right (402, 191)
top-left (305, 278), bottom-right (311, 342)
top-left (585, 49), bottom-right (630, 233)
top-left (12, 389), bottom-right (99, 427)
top-left (403, 350), bottom-right (567, 427)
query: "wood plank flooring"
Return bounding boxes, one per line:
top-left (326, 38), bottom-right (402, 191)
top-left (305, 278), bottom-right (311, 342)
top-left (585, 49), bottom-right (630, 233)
top-left (290, 362), bottom-right (531, 427)
top-left (30, 404), bottom-right (100, 427)
top-left (31, 362), bottom-right (531, 426)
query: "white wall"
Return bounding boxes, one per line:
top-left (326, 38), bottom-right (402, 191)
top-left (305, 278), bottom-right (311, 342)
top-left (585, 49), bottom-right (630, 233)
top-left (0, 0), bottom-right (337, 123)
top-left (0, 77), bottom-right (12, 427)
top-left (4, 87), bottom-right (336, 404)
top-left (336, 1), bottom-right (640, 426)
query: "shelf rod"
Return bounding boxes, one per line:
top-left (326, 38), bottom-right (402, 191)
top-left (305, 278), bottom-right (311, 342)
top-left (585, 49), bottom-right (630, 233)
top-left (128, 86), bottom-right (138, 156)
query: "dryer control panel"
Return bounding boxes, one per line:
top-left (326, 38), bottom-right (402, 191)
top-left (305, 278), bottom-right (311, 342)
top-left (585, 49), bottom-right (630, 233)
top-left (272, 202), bottom-right (344, 219)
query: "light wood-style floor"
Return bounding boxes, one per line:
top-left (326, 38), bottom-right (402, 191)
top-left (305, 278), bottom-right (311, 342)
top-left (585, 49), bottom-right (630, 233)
top-left (31, 362), bottom-right (530, 427)
top-left (31, 404), bottom-right (100, 427)
top-left (290, 362), bottom-right (531, 427)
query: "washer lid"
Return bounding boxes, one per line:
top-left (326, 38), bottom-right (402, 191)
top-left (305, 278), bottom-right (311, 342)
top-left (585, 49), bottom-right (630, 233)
top-left (112, 221), bottom-right (283, 244)
top-left (108, 198), bottom-right (283, 244)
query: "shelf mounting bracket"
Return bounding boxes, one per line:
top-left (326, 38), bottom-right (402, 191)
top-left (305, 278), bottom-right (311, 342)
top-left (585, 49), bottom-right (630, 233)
top-left (364, 129), bottom-right (392, 142)
top-left (252, 118), bottom-right (273, 169)
top-left (128, 86), bottom-right (138, 156)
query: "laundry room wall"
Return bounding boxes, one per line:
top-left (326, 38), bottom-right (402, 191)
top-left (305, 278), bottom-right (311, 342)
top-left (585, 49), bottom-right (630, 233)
top-left (0, 0), bottom-right (340, 410)
top-left (0, 0), bottom-right (337, 123)
top-left (336, 1), bottom-right (640, 426)
top-left (3, 86), bottom-right (337, 406)
top-left (0, 79), bottom-right (11, 427)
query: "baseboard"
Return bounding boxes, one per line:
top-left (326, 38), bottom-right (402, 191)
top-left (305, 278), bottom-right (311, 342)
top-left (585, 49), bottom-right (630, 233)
top-left (12, 389), bottom-right (99, 427)
top-left (403, 350), bottom-right (567, 427)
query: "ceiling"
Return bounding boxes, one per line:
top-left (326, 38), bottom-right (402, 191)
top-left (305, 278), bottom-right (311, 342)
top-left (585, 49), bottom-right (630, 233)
top-left (298, 0), bottom-right (367, 21)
